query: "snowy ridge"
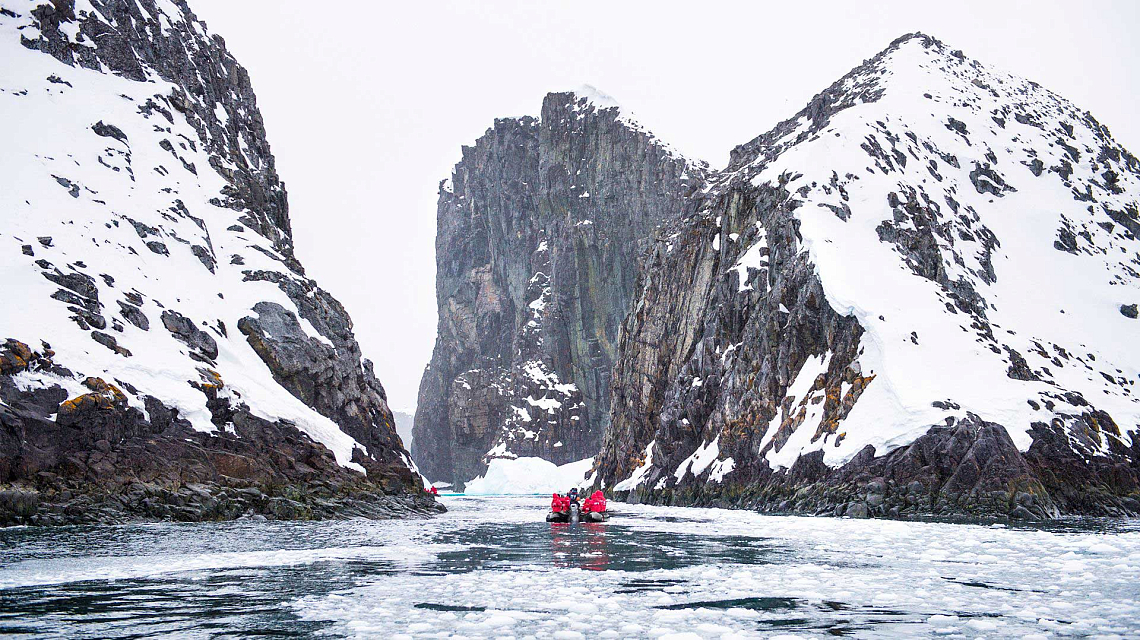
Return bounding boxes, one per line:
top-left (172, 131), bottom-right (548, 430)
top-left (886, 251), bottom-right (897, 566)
top-left (609, 33), bottom-right (1139, 498)
top-left (739, 34), bottom-right (1139, 467)
top-left (560, 84), bottom-right (705, 169)
top-left (571, 83), bottom-right (620, 110)
top-left (0, 2), bottom-right (393, 472)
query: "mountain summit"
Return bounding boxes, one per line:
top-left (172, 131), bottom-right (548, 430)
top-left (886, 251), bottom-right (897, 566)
top-left (412, 88), bottom-right (706, 486)
top-left (594, 32), bottom-right (1139, 517)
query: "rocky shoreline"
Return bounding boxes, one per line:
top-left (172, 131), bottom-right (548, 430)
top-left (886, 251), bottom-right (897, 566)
top-left (615, 415), bottom-right (1140, 521)
top-left (0, 481), bottom-right (442, 528)
top-left (1, 339), bottom-right (442, 528)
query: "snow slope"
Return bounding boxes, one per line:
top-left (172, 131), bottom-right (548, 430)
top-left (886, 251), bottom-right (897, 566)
top-left (0, 1), bottom-right (399, 473)
top-left (732, 34), bottom-right (1140, 467)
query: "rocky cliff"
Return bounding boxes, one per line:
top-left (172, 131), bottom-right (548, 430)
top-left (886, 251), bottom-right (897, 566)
top-left (595, 34), bottom-right (1140, 519)
top-left (412, 89), bottom-right (705, 485)
top-left (0, 0), bottom-right (439, 524)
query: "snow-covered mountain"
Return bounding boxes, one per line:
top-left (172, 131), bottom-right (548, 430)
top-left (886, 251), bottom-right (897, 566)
top-left (0, 0), bottom-right (437, 524)
top-left (594, 33), bottom-right (1140, 518)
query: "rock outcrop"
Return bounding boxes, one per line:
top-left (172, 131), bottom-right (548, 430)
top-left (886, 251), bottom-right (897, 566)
top-left (412, 89), bottom-right (705, 485)
top-left (0, 0), bottom-right (439, 524)
top-left (594, 34), bottom-right (1140, 519)
top-left (410, 33), bottom-right (1139, 518)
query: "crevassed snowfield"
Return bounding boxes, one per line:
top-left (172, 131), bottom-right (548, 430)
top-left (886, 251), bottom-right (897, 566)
top-left (1, 497), bottom-right (1138, 638)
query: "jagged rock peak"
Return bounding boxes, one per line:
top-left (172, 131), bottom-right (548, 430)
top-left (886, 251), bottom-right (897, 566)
top-left (552, 85), bottom-right (701, 167)
top-left (412, 86), bottom-right (705, 486)
top-left (439, 86), bottom-right (706, 188)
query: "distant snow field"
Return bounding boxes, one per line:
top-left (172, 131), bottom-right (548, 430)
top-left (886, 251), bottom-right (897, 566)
top-left (464, 457), bottom-right (594, 495)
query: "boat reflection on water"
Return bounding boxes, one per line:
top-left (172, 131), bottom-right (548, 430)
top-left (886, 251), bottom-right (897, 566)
top-left (549, 522), bottom-right (610, 571)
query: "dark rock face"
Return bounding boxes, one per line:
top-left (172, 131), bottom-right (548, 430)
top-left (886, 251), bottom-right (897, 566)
top-left (0, 1), bottom-right (438, 524)
top-left (595, 178), bottom-right (871, 499)
top-left (412, 92), bottom-right (705, 485)
top-left (162, 309), bottom-right (219, 361)
top-left (236, 297), bottom-right (406, 470)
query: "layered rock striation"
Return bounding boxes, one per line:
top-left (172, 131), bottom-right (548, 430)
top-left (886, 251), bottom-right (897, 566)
top-left (0, 0), bottom-right (438, 524)
top-left (412, 89), bottom-right (705, 485)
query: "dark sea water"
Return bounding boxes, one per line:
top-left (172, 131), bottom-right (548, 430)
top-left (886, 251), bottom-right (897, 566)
top-left (2, 496), bottom-right (1138, 638)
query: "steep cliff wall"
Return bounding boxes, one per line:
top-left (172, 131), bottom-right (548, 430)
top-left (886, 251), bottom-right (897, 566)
top-left (0, 0), bottom-right (439, 524)
top-left (595, 34), bottom-right (1140, 519)
top-left (413, 89), bottom-right (705, 485)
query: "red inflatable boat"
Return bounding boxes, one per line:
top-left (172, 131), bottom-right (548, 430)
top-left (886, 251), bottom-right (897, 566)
top-left (547, 490), bottom-right (607, 523)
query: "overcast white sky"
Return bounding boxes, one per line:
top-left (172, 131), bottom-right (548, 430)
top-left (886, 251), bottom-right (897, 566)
top-left (191, 0), bottom-right (1139, 413)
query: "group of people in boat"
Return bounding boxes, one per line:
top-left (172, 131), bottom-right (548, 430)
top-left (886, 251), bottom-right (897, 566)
top-left (424, 483), bottom-right (608, 523)
top-left (547, 487), bottom-right (607, 523)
